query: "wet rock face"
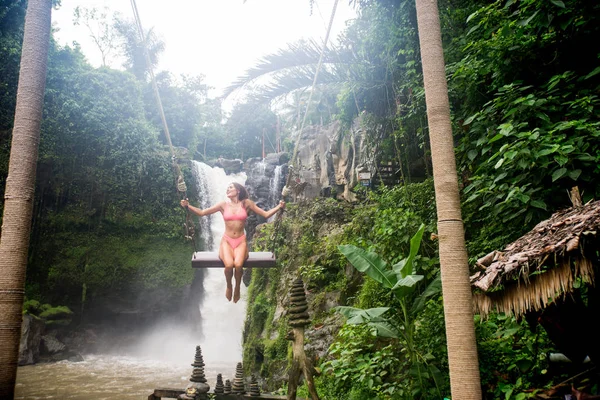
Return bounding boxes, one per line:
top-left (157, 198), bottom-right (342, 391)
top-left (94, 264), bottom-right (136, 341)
top-left (19, 318), bottom-right (86, 365)
top-left (215, 158), bottom-right (244, 174)
top-left (19, 315), bottom-right (45, 365)
top-left (295, 120), bottom-right (369, 202)
top-left (244, 154), bottom-right (289, 213)
top-left (243, 154), bottom-right (288, 247)
top-left (41, 334), bottom-right (66, 354)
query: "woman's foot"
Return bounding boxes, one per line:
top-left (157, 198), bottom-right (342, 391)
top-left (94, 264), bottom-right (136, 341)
top-left (233, 286), bottom-right (241, 303)
top-left (225, 286), bottom-right (233, 302)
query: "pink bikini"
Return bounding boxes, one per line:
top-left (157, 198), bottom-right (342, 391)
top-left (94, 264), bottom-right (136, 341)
top-left (222, 234), bottom-right (246, 249)
top-left (222, 202), bottom-right (248, 249)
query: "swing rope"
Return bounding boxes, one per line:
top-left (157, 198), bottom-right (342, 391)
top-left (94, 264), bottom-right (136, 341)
top-left (271, 0), bottom-right (339, 254)
top-left (129, 0), bottom-right (197, 250)
top-left (284, 0), bottom-right (339, 193)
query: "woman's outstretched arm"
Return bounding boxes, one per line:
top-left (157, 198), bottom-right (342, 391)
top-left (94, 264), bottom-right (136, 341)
top-left (180, 199), bottom-right (223, 217)
top-left (245, 199), bottom-right (285, 219)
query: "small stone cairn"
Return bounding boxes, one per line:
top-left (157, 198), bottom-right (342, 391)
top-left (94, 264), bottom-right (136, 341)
top-left (232, 362), bottom-right (246, 394)
top-left (288, 277), bottom-right (310, 328)
top-left (214, 373), bottom-right (224, 394)
top-left (286, 277), bottom-right (320, 400)
top-left (224, 379), bottom-right (232, 394)
top-left (250, 375), bottom-right (261, 397)
top-left (178, 345), bottom-right (210, 399)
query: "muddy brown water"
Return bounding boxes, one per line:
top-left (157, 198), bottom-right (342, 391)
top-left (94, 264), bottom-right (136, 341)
top-left (15, 354), bottom-right (235, 399)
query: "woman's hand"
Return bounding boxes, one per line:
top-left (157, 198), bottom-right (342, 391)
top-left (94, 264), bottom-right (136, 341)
top-left (180, 199), bottom-right (189, 208)
top-left (279, 200), bottom-right (286, 210)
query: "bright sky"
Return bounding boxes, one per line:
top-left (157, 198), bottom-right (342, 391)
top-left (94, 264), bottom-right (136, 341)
top-left (51, 0), bottom-right (356, 97)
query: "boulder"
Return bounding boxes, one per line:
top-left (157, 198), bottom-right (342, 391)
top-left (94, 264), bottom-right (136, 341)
top-left (41, 333), bottom-right (67, 354)
top-left (19, 315), bottom-right (45, 365)
top-left (215, 157), bottom-right (243, 174)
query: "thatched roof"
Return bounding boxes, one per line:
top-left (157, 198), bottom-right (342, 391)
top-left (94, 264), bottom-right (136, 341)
top-left (470, 198), bottom-right (600, 318)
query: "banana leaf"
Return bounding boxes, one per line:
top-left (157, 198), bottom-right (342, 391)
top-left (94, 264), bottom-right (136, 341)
top-left (338, 245), bottom-right (397, 289)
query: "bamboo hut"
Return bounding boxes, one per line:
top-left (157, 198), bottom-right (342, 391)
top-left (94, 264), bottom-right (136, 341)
top-left (470, 189), bottom-right (600, 364)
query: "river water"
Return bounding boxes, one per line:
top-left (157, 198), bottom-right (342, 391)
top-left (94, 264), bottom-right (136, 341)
top-left (15, 354), bottom-right (236, 399)
top-left (15, 162), bottom-right (251, 399)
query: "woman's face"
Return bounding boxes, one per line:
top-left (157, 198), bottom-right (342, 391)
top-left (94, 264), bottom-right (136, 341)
top-left (226, 184), bottom-right (238, 199)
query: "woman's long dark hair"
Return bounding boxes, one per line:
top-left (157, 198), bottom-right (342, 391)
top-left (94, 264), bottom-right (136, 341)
top-left (232, 182), bottom-right (249, 201)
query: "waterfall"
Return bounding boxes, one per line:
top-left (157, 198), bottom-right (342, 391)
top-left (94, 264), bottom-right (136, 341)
top-left (190, 161), bottom-right (248, 364)
top-left (128, 161), bottom-right (247, 369)
top-left (268, 165), bottom-right (284, 209)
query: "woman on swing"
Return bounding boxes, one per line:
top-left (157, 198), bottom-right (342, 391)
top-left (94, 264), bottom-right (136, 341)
top-left (180, 183), bottom-right (285, 303)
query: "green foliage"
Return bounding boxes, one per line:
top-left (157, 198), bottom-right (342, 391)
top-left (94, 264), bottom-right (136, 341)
top-left (322, 324), bottom-right (403, 399)
top-left (449, 0), bottom-right (600, 259)
top-left (476, 313), bottom-right (554, 400)
top-left (41, 233), bottom-right (192, 305)
top-left (344, 182), bottom-right (437, 269)
top-left (2, 28), bottom-right (202, 313)
top-left (24, 301), bottom-right (74, 326)
top-left (333, 225), bottom-right (445, 399)
top-left (338, 223), bottom-right (427, 300)
top-left (38, 305), bottom-right (73, 320)
top-left (143, 71), bottom-right (212, 155)
top-left (113, 14), bottom-right (164, 79)
top-left (460, 82), bottom-right (600, 228)
top-left (23, 299), bottom-right (42, 315)
top-left (224, 101), bottom-right (278, 160)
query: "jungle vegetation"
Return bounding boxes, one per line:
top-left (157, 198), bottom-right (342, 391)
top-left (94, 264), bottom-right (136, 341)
top-left (0, 0), bottom-right (599, 398)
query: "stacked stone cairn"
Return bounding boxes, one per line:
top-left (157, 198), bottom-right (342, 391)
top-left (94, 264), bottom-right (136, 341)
top-left (224, 379), bottom-right (232, 394)
top-left (190, 346), bottom-right (208, 385)
top-left (232, 362), bottom-right (246, 394)
top-left (288, 278), bottom-right (310, 328)
top-left (179, 345), bottom-right (209, 399)
top-left (214, 373), bottom-right (224, 394)
top-left (249, 376), bottom-right (261, 397)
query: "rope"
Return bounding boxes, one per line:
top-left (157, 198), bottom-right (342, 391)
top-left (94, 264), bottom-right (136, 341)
top-left (271, 0), bottom-right (339, 254)
top-left (283, 0), bottom-right (339, 195)
top-left (129, 0), bottom-right (186, 191)
top-left (129, 0), bottom-right (197, 249)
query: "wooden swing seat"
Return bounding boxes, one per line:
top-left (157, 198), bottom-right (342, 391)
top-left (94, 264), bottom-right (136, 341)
top-left (191, 251), bottom-right (277, 268)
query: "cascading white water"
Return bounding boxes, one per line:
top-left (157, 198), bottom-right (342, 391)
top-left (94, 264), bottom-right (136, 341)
top-left (15, 161), bottom-right (254, 399)
top-left (190, 161), bottom-right (248, 364)
top-left (127, 162), bottom-right (248, 368)
top-left (268, 165), bottom-right (284, 208)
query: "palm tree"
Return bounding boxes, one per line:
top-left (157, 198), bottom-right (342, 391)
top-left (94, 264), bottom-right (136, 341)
top-left (113, 16), bottom-right (165, 81)
top-left (414, 0), bottom-right (482, 398)
top-left (0, 0), bottom-right (52, 397)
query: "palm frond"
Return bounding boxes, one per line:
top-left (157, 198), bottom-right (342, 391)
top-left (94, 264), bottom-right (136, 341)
top-left (221, 38), bottom-right (359, 99)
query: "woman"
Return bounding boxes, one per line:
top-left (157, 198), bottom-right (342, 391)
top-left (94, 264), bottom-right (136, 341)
top-left (180, 182), bottom-right (285, 303)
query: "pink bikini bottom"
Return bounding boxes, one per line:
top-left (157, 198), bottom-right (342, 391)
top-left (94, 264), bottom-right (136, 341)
top-left (222, 234), bottom-right (246, 249)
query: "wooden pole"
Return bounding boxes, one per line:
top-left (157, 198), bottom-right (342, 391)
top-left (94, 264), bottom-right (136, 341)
top-left (0, 0), bottom-right (52, 397)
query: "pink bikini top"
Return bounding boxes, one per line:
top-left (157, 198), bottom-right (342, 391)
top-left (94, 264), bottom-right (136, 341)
top-left (222, 202), bottom-right (248, 222)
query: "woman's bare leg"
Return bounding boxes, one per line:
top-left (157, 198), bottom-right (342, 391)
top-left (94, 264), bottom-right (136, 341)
top-left (232, 242), bottom-right (248, 303)
top-left (220, 241), bottom-right (235, 301)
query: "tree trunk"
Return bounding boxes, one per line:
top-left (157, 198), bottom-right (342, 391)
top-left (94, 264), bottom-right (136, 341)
top-left (287, 328), bottom-right (320, 400)
top-left (0, 0), bottom-right (52, 397)
top-left (414, 0), bottom-right (482, 398)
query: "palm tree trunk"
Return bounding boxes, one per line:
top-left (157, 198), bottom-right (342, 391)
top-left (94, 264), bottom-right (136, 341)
top-left (0, 0), bottom-right (52, 397)
top-left (414, 0), bottom-right (482, 398)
